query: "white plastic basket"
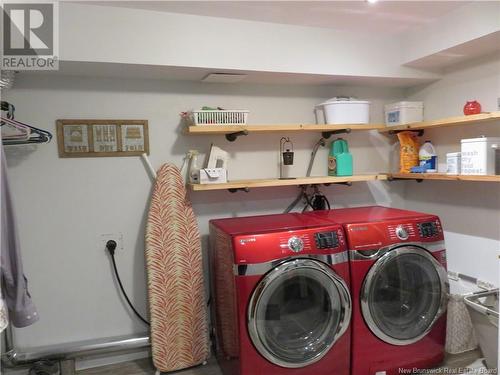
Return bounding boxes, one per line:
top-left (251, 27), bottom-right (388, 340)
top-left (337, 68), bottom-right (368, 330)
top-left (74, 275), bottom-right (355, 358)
top-left (192, 110), bottom-right (249, 126)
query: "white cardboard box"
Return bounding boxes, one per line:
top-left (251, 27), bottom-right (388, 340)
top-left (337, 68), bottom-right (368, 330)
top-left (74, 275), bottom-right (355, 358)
top-left (199, 168), bottom-right (228, 184)
top-left (384, 101), bottom-right (423, 126)
top-left (460, 137), bottom-right (500, 175)
top-left (446, 152), bottom-right (461, 175)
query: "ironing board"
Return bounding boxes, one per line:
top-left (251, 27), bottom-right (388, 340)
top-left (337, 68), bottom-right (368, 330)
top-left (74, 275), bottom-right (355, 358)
top-left (145, 164), bottom-right (208, 372)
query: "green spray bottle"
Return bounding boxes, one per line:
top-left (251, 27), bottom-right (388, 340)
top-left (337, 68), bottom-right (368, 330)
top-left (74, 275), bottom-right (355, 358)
top-left (328, 138), bottom-right (353, 176)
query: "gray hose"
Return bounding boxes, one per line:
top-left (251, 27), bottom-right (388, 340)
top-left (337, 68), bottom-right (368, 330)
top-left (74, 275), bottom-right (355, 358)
top-left (306, 138), bottom-right (326, 177)
top-left (284, 137), bottom-right (326, 213)
top-left (284, 188), bottom-right (305, 213)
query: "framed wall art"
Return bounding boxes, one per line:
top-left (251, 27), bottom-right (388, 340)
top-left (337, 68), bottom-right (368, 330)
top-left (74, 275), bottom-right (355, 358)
top-left (56, 119), bottom-right (149, 158)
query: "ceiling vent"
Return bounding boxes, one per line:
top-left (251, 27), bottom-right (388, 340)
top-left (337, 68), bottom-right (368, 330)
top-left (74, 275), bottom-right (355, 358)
top-left (201, 73), bottom-right (247, 83)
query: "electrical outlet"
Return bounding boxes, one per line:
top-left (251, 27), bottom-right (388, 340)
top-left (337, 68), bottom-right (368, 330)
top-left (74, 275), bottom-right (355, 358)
top-left (99, 232), bottom-right (123, 252)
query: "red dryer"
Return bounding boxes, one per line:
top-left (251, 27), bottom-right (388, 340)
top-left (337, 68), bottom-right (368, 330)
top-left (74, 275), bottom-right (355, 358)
top-left (307, 206), bottom-right (449, 375)
top-left (209, 213), bottom-right (352, 375)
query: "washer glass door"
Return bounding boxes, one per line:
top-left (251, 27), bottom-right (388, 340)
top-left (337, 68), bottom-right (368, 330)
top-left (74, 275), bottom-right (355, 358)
top-left (247, 258), bottom-right (351, 368)
top-left (361, 246), bottom-right (448, 345)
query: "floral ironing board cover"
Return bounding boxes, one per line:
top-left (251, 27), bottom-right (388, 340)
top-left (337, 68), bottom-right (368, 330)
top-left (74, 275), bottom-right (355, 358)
top-left (145, 164), bottom-right (208, 372)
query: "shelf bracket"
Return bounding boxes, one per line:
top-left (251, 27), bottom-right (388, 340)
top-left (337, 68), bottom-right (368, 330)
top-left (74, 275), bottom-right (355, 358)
top-left (228, 187), bottom-right (250, 193)
top-left (388, 176), bottom-right (424, 183)
top-left (322, 128), bottom-right (351, 139)
top-left (225, 130), bottom-right (249, 142)
top-left (388, 129), bottom-right (425, 137)
top-left (321, 181), bottom-right (353, 187)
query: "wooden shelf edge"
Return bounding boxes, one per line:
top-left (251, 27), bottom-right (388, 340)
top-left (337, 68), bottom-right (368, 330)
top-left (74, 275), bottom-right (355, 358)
top-left (189, 173), bottom-right (500, 190)
top-left (389, 173), bottom-right (500, 182)
top-left (378, 111), bottom-right (500, 133)
top-left (190, 174), bottom-right (389, 191)
top-left (185, 112), bottom-right (500, 135)
top-left (186, 123), bottom-right (386, 135)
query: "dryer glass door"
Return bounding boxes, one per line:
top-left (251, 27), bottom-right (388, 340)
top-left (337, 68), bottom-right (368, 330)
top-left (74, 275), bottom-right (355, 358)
top-left (247, 258), bottom-right (351, 368)
top-left (361, 246), bottom-right (448, 345)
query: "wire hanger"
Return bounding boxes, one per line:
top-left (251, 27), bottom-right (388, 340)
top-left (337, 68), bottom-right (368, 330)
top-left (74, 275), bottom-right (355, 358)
top-left (1, 101), bottom-right (52, 145)
top-left (1, 101), bottom-right (15, 120)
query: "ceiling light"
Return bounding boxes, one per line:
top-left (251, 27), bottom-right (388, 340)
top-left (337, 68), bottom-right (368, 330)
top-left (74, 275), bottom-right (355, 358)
top-left (367, 0), bottom-right (378, 3)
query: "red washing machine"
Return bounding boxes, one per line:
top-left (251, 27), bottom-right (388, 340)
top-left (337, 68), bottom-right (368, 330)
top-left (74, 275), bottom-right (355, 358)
top-left (307, 206), bottom-right (449, 375)
top-left (209, 213), bottom-right (352, 375)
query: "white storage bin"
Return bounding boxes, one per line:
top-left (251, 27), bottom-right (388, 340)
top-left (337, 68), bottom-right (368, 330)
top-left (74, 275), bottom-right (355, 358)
top-left (315, 98), bottom-right (370, 124)
top-left (384, 101), bottom-right (423, 126)
top-left (464, 289), bottom-right (499, 369)
top-left (461, 137), bottom-right (500, 175)
top-left (192, 110), bottom-right (249, 125)
top-left (446, 152), bottom-right (461, 175)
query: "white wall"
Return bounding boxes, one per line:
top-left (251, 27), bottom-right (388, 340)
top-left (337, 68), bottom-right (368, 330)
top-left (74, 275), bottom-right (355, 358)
top-left (404, 52), bottom-right (500, 287)
top-left (2, 74), bottom-right (405, 356)
top-left (401, 2), bottom-right (500, 65)
top-left (3, 55), bottom-right (499, 374)
top-left (57, 2), bottom-right (439, 82)
top-left (2, 3), bottom-right (499, 371)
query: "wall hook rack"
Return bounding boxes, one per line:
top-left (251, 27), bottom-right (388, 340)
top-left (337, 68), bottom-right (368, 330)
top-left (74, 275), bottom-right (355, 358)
top-left (225, 130), bottom-right (249, 142)
top-left (322, 128), bottom-right (351, 139)
top-left (388, 129), bottom-right (425, 137)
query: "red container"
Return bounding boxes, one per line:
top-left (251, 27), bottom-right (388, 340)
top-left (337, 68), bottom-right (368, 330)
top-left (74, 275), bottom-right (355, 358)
top-left (463, 100), bottom-right (482, 115)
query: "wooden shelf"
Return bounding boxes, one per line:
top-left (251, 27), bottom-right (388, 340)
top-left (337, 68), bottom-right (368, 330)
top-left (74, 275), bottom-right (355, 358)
top-left (379, 112), bottom-right (500, 133)
top-left (189, 172), bottom-right (500, 191)
top-left (389, 173), bottom-right (500, 182)
top-left (185, 113), bottom-right (500, 137)
top-left (186, 123), bottom-right (385, 135)
top-left (190, 174), bottom-right (388, 191)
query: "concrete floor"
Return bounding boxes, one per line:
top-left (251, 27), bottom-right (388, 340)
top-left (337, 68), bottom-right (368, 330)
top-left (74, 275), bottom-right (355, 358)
top-left (77, 357), bottom-right (221, 375)
top-left (77, 350), bottom-right (485, 375)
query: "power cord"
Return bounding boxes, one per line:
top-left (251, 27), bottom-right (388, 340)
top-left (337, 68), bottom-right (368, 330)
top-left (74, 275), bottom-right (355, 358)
top-left (301, 186), bottom-right (331, 212)
top-left (286, 137), bottom-right (330, 213)
top-left (106, 240), bottom-right (150, 326)
top-left (310, 186), bottom-right (331, 210)
top-left (29, 360), bottom-right (59, 375)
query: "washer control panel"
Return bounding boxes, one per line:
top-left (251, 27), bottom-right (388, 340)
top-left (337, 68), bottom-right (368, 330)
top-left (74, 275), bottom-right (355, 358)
top-left (395, 225), bottom-right (409, 240)
top-left (418, 221), bottom-right (440, 238)
top-left (388, 223), bottom-right (416, 241)
top-left (288, 236), bottom-right (304, 252)
top-left (315, 231), bottom-right (340, 249)
top-left (387, 219), bottom-right (443, 242)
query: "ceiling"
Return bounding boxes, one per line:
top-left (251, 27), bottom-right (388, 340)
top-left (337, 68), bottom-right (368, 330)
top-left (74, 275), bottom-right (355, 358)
top-left (76, 1), bottom-right (469, 35)
top-left (405, 31), bottom-right (500, 70)
top-left (24, 61), bottom-right (437, 87)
